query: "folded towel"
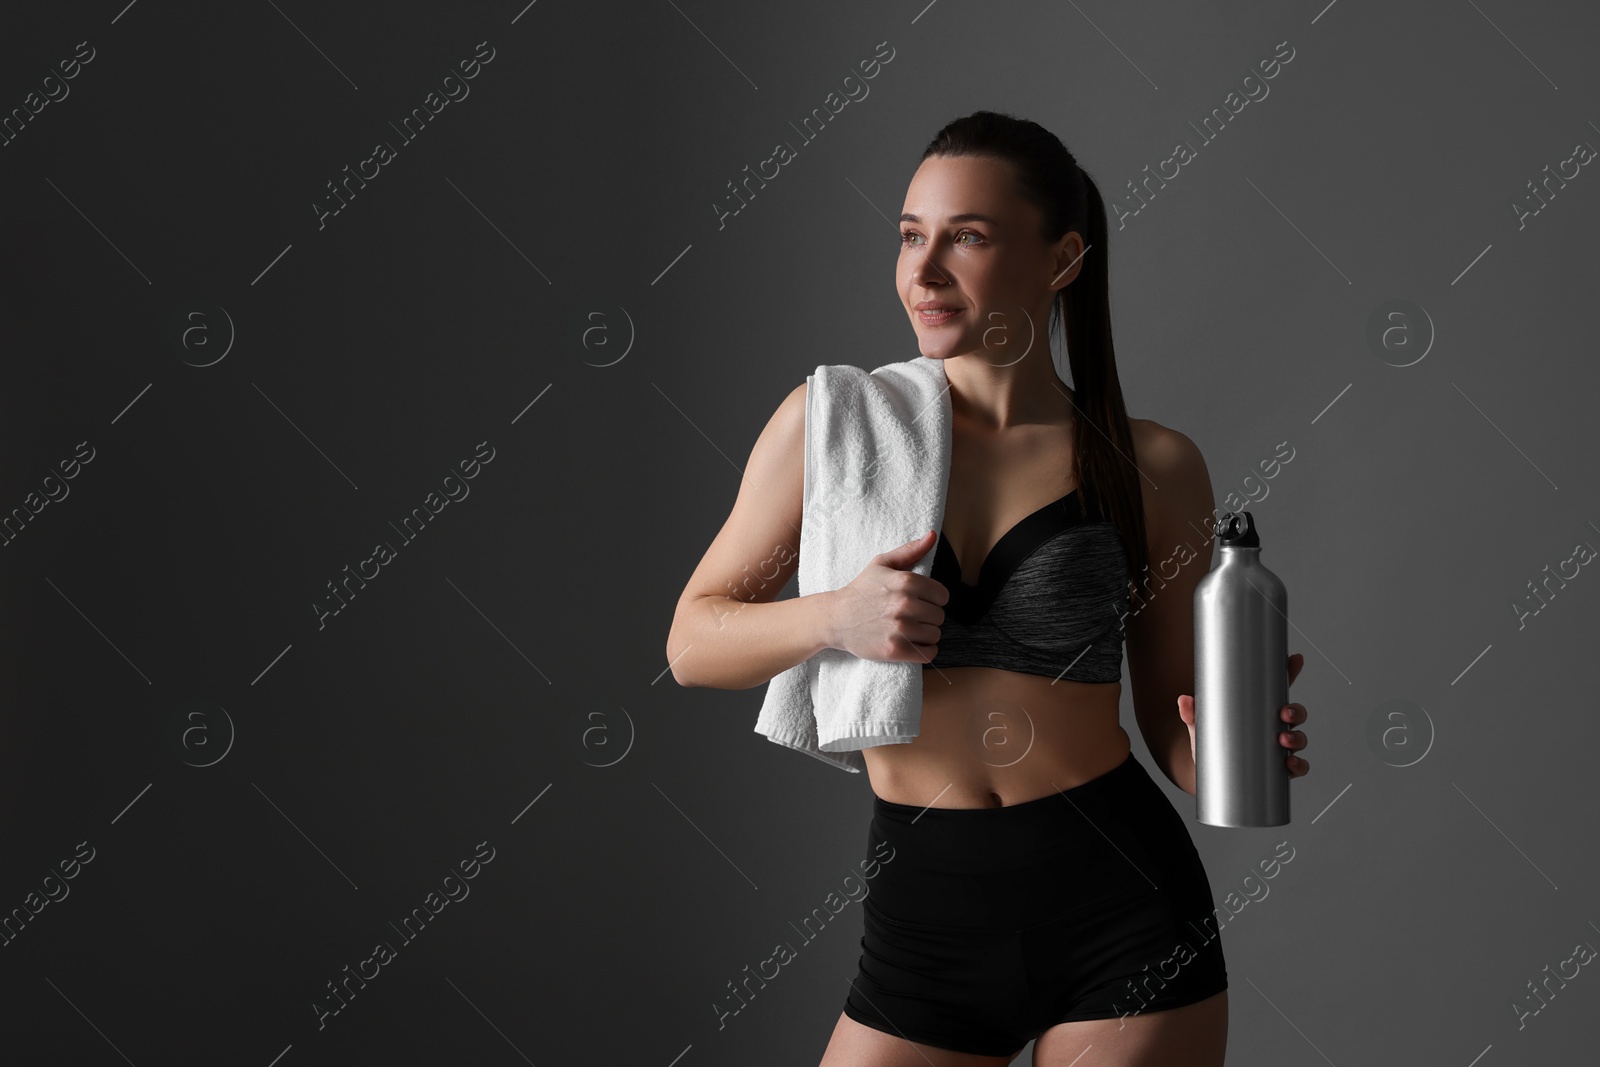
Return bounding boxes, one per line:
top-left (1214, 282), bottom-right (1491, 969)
top-left (753, 354), bottom-right (952, 772)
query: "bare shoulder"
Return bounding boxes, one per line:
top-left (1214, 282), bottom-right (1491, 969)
top-left (740, 376), bottom-right (809, 523)
top-left (775, 379), bottom-right (808, 437)
top-left (1130, 417), bottom-right (1207, 482)
top-left (761, 380), bottom-right (809, 486)
top-left (1128, 417), bottom-right (1213, 542)
top-left (747, 379), bottom-right (809, 490)
top-left (673, 378), bottom-right (810, 610)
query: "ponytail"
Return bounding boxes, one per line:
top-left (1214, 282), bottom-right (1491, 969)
top-left (1059, 168), bottom-right (1149, 586)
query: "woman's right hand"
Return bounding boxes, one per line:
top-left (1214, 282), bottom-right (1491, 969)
top-left (823, 530), bottom-right (948, 663)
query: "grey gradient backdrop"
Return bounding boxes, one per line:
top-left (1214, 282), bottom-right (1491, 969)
top-left (3, 1), bottom-right (1598, 1064)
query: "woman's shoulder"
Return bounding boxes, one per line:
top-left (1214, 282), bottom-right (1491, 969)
top-left (1128, 417), bottom-right (1203, 468)
top-left (765, 380), bottom-right (809, 449)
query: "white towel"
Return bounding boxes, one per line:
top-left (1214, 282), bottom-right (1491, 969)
top-left (753, 354), bottom-right (952, 772)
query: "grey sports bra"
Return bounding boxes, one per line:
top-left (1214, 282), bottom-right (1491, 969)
top-left (923, 485), bottom-right (1130, 682)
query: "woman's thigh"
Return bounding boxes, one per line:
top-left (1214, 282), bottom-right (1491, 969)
top-left (1032, 989), bottom-right (1228, 1067)
top-left (818, 1010), bottom-right (1024, 1067)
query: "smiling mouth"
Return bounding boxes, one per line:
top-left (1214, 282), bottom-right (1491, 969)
top-left (916, 307), bottom-right (963, 324)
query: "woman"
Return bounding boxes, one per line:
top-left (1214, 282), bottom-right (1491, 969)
top-left (667, 111), bottom-right (1311, 1066)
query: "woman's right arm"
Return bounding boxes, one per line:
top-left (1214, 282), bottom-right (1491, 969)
top-left (666, 381), bottom-right (835, 690)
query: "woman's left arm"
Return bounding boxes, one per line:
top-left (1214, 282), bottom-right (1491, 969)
top-left (1122, 422), bottom-right (1311, 797)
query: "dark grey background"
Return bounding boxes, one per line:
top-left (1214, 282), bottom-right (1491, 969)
top-left (3, 1), bottom-right (1597, 1064)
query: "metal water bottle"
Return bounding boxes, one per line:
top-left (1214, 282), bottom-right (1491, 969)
top-left (1194, 511), bottom-right (1290, 827)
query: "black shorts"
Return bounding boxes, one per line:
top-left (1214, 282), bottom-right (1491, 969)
top-left (842, 751), bottom-right (1228, 1056)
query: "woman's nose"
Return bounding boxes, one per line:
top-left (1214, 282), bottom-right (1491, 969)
top-left (911, 248), bottom-right (951, 286)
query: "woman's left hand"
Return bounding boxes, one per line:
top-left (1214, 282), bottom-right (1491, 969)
top-left (1177, 653), bottom-right (1310, 779)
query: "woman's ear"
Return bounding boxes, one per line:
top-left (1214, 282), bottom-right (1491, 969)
top-left (1050, 231), bottom-right (1086, 289)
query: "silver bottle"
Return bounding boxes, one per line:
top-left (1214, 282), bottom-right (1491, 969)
top-left (1194, 511), bottom-right (1290, 827)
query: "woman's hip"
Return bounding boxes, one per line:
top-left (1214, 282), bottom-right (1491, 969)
top-left (862, 751), bottom-right (1215, 933)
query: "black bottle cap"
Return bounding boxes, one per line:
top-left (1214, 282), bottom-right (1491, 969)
top-left (1217, 511), bottom-right (1260, 548)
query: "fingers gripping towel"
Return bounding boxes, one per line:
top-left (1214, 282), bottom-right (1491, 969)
top-left (753, 355), bottom-right (952, 772)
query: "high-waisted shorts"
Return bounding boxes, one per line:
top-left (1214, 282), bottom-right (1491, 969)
top-left (842, 751), bottom-right (1228, 1056)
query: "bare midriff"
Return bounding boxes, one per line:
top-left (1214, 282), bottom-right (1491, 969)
top-left (861, 666), bottom-right (1130, 809)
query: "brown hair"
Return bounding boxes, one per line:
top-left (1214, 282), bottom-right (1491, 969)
top-left (919, 109), bottom-right (1150, 585)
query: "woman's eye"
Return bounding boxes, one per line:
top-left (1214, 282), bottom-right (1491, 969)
top-left (955, 230), bottom-right (984, 245)
top-left (900, 231), bottom-right (920, 246)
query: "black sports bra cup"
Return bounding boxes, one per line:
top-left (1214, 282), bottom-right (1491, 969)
top-left (923, 486), bottom-right (1130, 683)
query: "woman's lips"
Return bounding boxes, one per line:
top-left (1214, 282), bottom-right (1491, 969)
top-left (917, 307), bottom-right (963, 326)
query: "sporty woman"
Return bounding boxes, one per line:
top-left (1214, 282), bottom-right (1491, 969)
top-left (668, 110), bottom-right (1311, 1067)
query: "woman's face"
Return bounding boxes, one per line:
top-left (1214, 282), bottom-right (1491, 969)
top-left (896, 154), bottom-right (1080, 366)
